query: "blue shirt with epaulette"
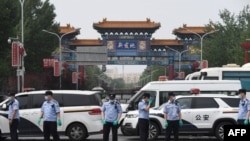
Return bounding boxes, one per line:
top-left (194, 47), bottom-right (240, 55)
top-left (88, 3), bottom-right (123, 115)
top-left (138, 100), bottom-right (149, 119)
top-left (8, 99), bottom-right (20, 119)
top-left (164, 100), bottom-right (181, 121)
top-left (41, 99), bottom-right (60, 121)
top-left (101, 100), bottom-right (122, 122)
top-left (238, 98), bottom-right (250, 119)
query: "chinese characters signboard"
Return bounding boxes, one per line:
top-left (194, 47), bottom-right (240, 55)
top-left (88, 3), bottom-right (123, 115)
top-left (12, 42), bottom-right (20, 67)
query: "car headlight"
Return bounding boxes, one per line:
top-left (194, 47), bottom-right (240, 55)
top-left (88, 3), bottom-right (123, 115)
top-left (126, 114), bottom-right (138, 118)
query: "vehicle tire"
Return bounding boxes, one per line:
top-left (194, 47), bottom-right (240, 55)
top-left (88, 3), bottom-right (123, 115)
top-left (120, 125), bottom-right (133, 136)
top-left (67, 123), bottom-right (87, 141)
top-left (215, 121), bottom-right (233, 141)
top-left (148, 121), bottom-right (160, 141)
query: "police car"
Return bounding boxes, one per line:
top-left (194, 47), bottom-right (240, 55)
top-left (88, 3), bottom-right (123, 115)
top-left (122, 94), bottom-right (240, 141)
top-left (0, 90), bottom-right (103, 141)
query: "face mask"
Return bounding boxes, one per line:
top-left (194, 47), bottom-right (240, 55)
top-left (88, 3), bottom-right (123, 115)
top-left (45, 96), bottom-right (48, 101)
top-left (173, 97), bottom-right (176, 100)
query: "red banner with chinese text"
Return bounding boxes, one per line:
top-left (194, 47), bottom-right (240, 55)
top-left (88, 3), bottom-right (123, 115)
top-left (12, 42), bottom-right (20, 67)
top-left (53, 60), bottom-right (60, 77)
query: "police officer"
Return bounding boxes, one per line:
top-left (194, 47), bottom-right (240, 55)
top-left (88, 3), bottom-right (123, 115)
top-left (237, 89), bottom-right (250, 125)
top-left (163, 92), bottom-right (183, 141)
top-left (8, 92), bottom-right (19, 141)
top-left (101, 94), bottom-right (122, 141)
top-left (138, 93), bottom-right (152, 141)
top-left (38, 90), bottom-right (61, 141)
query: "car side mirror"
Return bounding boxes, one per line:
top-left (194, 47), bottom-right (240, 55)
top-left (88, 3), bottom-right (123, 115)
top-left (2, 103), bottom-right (7, 110)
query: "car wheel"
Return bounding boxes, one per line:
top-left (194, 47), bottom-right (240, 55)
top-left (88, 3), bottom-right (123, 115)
top-left (67, 123), bottom-right (87, 141)
top-left (148, 122), bottom-right (160, 141)
top-left (120, 125), bottom-right (133, 136)
top-left (215, 121), bottom-right (232, 141)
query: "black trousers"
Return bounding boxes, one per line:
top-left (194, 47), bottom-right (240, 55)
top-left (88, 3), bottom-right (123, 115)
top-left (9, 119), bottom-right (19, 141)
top-left (43, 121), bottom-right (60, 141)
top-left (165, 120), bottom-right (179, 141)
top-left (103, 122), bottom-right (118, 141)
top-left (138, 118), bottom-right (149, 141)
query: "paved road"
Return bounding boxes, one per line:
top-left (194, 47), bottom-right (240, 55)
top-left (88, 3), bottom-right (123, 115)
top-left (4, 134), bottom-right (219, 141)
top-left (3, 128), bottom-right (219, 141)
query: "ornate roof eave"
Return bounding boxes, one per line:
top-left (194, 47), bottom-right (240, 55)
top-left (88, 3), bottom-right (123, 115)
top-left (60, 24), bottom-right (81, 36)
top-left (70, 39), bottom-right (103, 46)
top-left (151, 39), bottom-right (183, 46)
top-left (93, 18), bottom-right (161, 34)
top-left (172, 24), bottom-right (215, 39)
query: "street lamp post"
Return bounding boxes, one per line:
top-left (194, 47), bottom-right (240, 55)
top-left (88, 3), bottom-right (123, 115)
top-left (42, 29), bottom-right (76, 89)
top-left (165, 46), bottom-right (189, 74)
top-left (16, 0), bottom-right (26, 92)
top-left (185, 29), bottom-right (219, 68)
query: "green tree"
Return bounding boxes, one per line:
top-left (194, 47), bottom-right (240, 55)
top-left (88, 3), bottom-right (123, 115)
top-left (0, 0), bottom-right (19, 91)
top-left (203, 5), bottom-right (250, 67)
top-left (139, 65), bottom-right (166, 86)
top-left (110, 78), bottom-right (125, 89)
top-left (0, 0), bottom-right (59, 91)
top-left (83, 66), bottom-right (103, 90)
top-left (20, 0), bottom-right (59, 72)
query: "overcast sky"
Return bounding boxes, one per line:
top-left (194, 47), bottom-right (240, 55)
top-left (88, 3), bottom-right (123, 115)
top-left (49, 0), bottom-right (249, 74)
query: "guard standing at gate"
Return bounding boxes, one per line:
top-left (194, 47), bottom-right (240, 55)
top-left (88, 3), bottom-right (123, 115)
top-left (138, 93), bottom-right (152, 141)
top-left (101, 94), bottom-right (122, 141)
top-left (38, 90), bottom-right (61, 141)
top-left (237, 89), bottom-right (250, 125)
top-left (163, 92), bottom-right (183, 141)
top-left (8, 92), bottom-right (20, 141)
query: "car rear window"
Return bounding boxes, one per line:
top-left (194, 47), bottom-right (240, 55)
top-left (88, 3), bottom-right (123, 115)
top-left (221, 98), bottom-right (240, 108)
top-left (192, 97), bottom-right (219, 108)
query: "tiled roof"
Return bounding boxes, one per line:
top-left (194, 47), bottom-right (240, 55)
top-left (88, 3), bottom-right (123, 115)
top-left (93, 18), bottom-right (161, 29)
top-left (70, 39), bottom-right (103, 46)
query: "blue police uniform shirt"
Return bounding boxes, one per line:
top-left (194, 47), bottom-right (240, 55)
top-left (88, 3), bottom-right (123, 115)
top-left (8, 99), bottom-right (20, 119)
top-left (163, 100), bottom-right (181, 121)
top-left (101, 100), bottom-right (122, 122)
top-left (41, 99), bottom-right (60, 121)
top-left (138, 100), bottom-right (149, 119)
top-left (237, 98), bottom-right (250, 119)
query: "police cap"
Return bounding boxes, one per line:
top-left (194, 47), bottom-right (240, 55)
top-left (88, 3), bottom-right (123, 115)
top-left (168, 92), bottom-right (175, 97)
top-left (239, 89), bottom-right (246, 94)
top-left (143, 93), bottom-right (150, 98)
top-left (45, 90), bottom-right (53, 96)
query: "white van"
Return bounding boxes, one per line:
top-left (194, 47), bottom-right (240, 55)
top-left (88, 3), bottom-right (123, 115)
top-left (125, 80), bottom-right (241, 111)
top-left (119, 80), bottom-right (242, 135)
top-left (0, 90), bottom-right (103, 141)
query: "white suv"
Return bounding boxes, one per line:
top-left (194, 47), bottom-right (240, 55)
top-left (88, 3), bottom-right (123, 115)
top-left (122, 94), bottom-right (240, 141)
top-left (0, 90), bottom-right (103, 141)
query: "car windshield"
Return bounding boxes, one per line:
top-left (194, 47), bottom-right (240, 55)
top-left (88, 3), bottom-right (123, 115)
top-left (157, 103), bottom-right (167, 110)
